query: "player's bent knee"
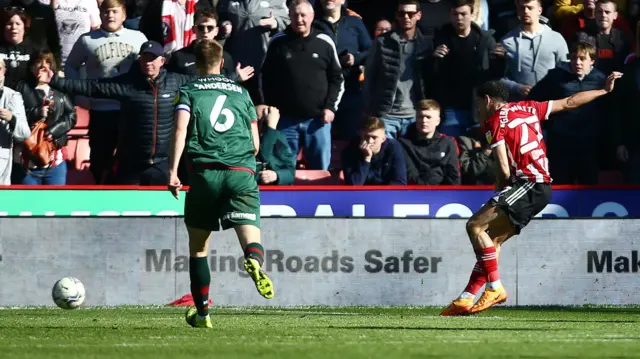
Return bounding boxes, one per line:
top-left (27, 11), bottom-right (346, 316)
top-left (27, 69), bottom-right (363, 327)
top-left (465, 219), bottom-right (482, 237)
top-left (233, 224), bottom-right (261, 247)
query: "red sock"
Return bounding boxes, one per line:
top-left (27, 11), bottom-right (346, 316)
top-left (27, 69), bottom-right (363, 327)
top-left (463, 261), bottom-right (487, 295)
top-left (477, 247), bottom-right (500, 282)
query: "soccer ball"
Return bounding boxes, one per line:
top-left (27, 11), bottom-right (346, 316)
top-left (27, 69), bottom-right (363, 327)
top-left (52, 277), bottom-right (86, 309)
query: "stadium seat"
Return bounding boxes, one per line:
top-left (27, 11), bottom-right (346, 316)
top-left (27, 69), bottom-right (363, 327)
top-left (598, 170), bottom-right (624, 185)
top-left (330, 140), bottom-right (349, 170)
top-left (294, 170), bottom-right (335, 185)
top-left (75, 138), bottom-right (91, 171)
top-left (296, 149), bottom-right (307, 169)
top-left (66, 167), bottom-right (95, 185)
top-left (68, 106), bottom-right (90, 137)
top-left (62, 139), bottom-right (78, 162)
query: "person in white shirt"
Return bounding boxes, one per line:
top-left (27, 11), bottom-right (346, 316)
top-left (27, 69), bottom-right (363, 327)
top-left (64, 0), bottom-right (147, 183)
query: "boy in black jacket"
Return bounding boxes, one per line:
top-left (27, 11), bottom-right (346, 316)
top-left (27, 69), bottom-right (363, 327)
top-left (399, 99), bottom-right (461, 185)
top-left (341, 116), bottom-right (407, 185)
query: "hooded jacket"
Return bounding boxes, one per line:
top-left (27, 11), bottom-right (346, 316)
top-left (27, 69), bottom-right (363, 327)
top-left (0, 86), bottom-right (29, 184)
top-left (216, 0), bottom-right (290, 70)
top-left (456, 135), bottom-right (495, 185)
top-left (398, 126), bottom-right (461, 185)
top-left (428, 22), bottom-right (504, 119)
top-left (500, 22), bottom-right (569, 101)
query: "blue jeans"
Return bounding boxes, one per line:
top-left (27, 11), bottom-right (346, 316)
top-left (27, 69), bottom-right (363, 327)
top-left (381, 116), bottom-right (415, 139)
top-left (277, 116), bottom-right (332, 170)
top-left (21, 161), bottom-right (67, 185)
top-left (440, 108), bottom-right (473, 137)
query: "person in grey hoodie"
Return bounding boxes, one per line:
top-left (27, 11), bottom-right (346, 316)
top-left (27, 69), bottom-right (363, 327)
top-left (499, 0), bottom-right (569, 101)
top-left (217, 0), bottom-right (290, 102)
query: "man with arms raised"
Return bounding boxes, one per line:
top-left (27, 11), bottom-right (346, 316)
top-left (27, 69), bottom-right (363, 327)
top-left (441, 73), bottom-right (621, 316)
top-left (168, 39), bottom-right (274, 329)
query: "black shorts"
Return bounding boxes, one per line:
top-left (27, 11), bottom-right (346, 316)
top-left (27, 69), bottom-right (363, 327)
top-left (488, 180), bottom-right (552, 234)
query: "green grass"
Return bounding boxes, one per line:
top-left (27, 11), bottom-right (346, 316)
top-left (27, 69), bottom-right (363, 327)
top-left (2, 306), bottom-right (640, 358)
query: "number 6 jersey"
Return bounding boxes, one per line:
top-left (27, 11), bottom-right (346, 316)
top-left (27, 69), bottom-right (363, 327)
top-left (175, 74), bottom-right (258, 172)
top-left (484, 100), bottom-right (553, 183)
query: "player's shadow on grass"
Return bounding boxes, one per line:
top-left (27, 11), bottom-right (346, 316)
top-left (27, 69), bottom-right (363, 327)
top-left (494, 306), bottom-right (640, 315)
top-left (518, 319), bottom-right (639, 324)
top-left (328, 326), bottom-right (564, 331)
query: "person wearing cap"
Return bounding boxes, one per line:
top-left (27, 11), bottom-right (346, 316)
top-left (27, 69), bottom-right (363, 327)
top-left (42, 39), bottom-right (196, 186)
top-left (63, 0), bottom-right (148, 183)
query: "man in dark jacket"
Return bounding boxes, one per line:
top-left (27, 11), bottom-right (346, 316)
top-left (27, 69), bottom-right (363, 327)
top-left (575, 0), bottom-right (630, 75)
top-left (528, 42), bottom-right (607, 184)
top-left (166, 7), bottom-right (254, 83)
top-left (456, 134), bottom-right (495, 185)
top-left (256, 106), bottom-right (295, 185)
top-left (260, 0), bottom-right (344, 171)
top-left (429, 0), bottom-right (504, 137)
top-left (362, 0), bottom-right (432, 139)
top-left (342, 116), bottom-right (407, 185)
top-left (313, 0), bottom-right (371, 140)
top-left (399, 99), bottom-right (461, 185)
top-left (613, 57), bottom-right (640, 184)
top-left (45, 40), bottom-right (195, 185)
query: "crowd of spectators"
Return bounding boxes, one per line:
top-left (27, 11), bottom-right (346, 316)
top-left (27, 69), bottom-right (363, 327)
top-left (0, 0), bottom-right (637, 187)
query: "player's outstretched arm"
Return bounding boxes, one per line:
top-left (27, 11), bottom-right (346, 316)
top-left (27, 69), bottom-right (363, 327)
top-left (492, 142), bottom-right (511, 192)
top-left (550, 72), bottom-right (622, 114)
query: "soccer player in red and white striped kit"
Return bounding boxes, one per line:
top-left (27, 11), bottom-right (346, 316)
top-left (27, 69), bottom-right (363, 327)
top-left (441, 74), bottom-right (621, 316)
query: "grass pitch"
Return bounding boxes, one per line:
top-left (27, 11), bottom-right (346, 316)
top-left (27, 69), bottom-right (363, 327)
top-left (1, 306), bottom-right (640, 358)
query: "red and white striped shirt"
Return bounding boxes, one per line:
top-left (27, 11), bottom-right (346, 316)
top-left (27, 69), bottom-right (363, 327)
top-left (485, 100), bottom-right (553, 183)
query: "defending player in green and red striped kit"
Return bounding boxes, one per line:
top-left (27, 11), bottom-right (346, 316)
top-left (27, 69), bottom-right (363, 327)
top-left (168, 39), bottom-right (274, 329)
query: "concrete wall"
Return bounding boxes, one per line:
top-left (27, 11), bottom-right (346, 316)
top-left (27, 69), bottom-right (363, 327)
top-left (0, 218), bottom-right (636, 306)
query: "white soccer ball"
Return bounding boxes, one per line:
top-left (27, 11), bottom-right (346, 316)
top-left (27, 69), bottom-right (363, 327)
top-left (52, 277), bottom-right (86, 309)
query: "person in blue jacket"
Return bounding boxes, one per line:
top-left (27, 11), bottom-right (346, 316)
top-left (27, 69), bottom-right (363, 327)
top-left (341, 116), bottom-right (407, 185)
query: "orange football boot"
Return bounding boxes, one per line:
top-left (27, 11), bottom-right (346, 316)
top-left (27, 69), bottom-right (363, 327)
top-left (469, 286), bottom-right (508, 314)
top-left (440, 297), bottom-right (474, 316)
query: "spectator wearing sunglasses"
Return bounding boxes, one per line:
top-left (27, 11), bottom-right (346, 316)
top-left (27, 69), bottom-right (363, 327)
top-left (166, 7), bottom-right (254, 83)
top-left (363, 0), bottom-right (432, 139)
top-left (7, 0), bottom-right (61, 66)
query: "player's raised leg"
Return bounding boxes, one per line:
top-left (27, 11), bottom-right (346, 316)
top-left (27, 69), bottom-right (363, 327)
top-left (184, 225), bottom-right (214, 328)
top-left (222, 170), bottom-right (274, 299)
top-left (235, 225), bottom-right (274, 299)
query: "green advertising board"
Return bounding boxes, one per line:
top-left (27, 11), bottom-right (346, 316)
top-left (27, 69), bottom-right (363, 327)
top-left (0, 190), bottom-right (184, 216)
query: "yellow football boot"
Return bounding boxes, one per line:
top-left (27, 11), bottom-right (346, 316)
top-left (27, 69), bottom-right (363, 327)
top-left (185, 307), bottom-right (213, 328)
top-left (244, 258), bottom-right (275, 299)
